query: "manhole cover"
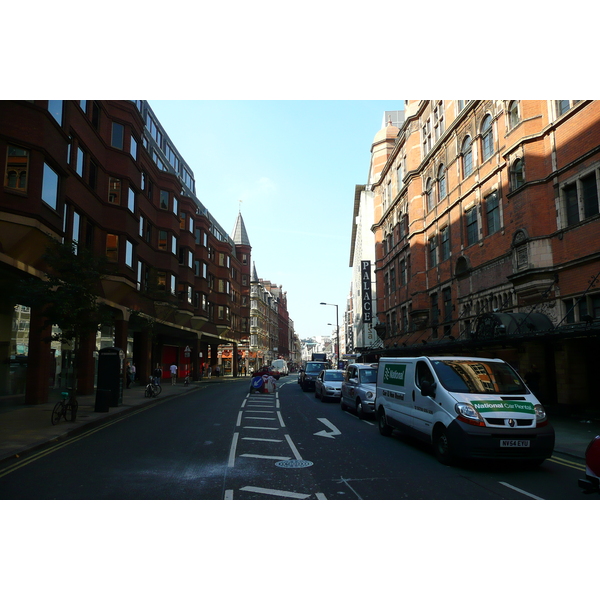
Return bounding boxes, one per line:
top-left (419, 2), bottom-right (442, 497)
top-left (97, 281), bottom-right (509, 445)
top-left (275, 459), bottom-right (313, 469)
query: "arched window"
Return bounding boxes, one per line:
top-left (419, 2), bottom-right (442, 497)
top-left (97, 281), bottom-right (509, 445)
top-left (425, 177), bottom-right (434, 211)
top-left (508, 101), bottom-right (519, 129)
top-left (437, 164), bottom-right (447, 201)
top-left (462, 136), bottom-right (473, 177)
top-left (511, 158), bottom-right (525, 190)
top-left (481, 115), bottom-right (493, 161)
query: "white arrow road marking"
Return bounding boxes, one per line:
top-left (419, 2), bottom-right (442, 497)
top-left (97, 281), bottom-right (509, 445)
top-left (498, 481), bottom-right (545, 500)
top-left (240, 486), bottom-right (310, 499)
top-left (314, 418), bottom-right (341, 439)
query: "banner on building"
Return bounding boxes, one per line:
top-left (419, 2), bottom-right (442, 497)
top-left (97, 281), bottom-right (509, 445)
top-left (361, 260), bottom-right (372, 323)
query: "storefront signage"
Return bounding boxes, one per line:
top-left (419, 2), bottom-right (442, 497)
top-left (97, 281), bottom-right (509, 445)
top-left (361, 260), bottom-right (372, 323)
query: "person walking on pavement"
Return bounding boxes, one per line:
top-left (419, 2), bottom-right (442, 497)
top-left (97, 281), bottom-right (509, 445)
top-left (153, 364), bottom-right (162, 385)
top-left (170, 363), bottom-right (178, 385)
top-left (207, 365), bottom-right (212, 378)
top-left (215, 365), bottom-right (220, 377)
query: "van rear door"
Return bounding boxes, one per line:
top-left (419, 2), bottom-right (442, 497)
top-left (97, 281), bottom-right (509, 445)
top-left (412, 360), bottom-right (438, 435)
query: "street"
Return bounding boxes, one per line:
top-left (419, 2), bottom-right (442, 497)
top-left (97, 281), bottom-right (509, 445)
top-left (0, 375), bottom-right (596, 500)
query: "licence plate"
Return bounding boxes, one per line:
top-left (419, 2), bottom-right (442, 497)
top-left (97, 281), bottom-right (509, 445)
top-left (500, 440), bottom-right (530, 448)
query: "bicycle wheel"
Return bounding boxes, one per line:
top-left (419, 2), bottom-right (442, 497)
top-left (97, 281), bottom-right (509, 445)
top-left (153, 385), bottom-right (162, 397)
top-left (144, 385), bottom-right (152, 398)
top-left (51, 402), bottom-right (64, 425)
top-left (65, 400), bottom-right (78, 422)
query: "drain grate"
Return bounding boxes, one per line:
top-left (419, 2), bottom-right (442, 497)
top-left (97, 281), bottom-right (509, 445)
top-left (275, 459), bottom-right (313, 469)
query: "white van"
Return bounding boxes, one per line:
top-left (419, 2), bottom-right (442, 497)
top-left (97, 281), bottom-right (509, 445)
top-left (271, 359), bottom-right (288, 376)
top-left (375, 356), bottom-right (555, 465)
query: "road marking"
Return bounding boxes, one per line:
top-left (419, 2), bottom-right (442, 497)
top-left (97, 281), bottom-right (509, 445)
top-left (240, 486), bottom-right (310, 499)
top-left (243, 426), bottom-right (279, 430)
top-left (276, 411), bottom-right (286, 427)
top-left (240, 453), bottom-right (291, 461)
top-left (245, 416), bottom-right (277, 420)
top-left (284, 434), bottom-right (303, 460)
top-left (242, 437), bottom-right (283, 442)
top-left (548, 456), bottom-right (585, 471)
top-left (315, 493), bottom-right (328, 500)
top-left (498, 481), bottom-right (544, 500)
top-left (338, 476), bottom-right (364, 500)
top-left (314, 417), bottom-right (341, 439)
top-left (236, 411), bottom-right (243, 427)
top-left (228, 432), bottom-right (239, 468)
top-left (245, 410), bottom-right (275, 414)
top-left (224, 489), bottom-right (234, 500)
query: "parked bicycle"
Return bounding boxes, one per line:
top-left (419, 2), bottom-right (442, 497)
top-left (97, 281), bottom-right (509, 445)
top-left (145, 377), bottom-right (162, 398)
top-left (51, 391), bottom-right (78, 425)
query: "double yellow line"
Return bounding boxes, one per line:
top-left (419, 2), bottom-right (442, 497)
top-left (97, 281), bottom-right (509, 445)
top-left (548, 455), bottom-right (586, 471)
top-left (0, 402), bottom-right (159, 479)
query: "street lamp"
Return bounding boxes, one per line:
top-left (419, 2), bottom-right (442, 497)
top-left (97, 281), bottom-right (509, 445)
top-left (320, 302), bottom-right (339, 367)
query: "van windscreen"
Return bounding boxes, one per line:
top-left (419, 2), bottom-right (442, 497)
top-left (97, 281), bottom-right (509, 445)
top-left (431, 360), bottom-right (527, 394)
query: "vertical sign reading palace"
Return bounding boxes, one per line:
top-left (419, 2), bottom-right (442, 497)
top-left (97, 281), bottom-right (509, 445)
top-left (361, 260), bottom-right (372, 323)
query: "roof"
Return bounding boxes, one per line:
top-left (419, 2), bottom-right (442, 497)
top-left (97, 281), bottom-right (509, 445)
top-left (231, 212), bottom-right (251, 246)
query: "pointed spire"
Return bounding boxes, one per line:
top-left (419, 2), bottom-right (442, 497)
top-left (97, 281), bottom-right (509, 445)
top-left (231, 211), bottom-right (251, 247)
top-left (251, 261), bottom-right (259, 283)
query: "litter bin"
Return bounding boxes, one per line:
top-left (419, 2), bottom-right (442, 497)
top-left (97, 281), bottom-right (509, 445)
top-left (96, 347), bottom-right (125, 408)
top-left (95, 389), bottom-right (110, 413)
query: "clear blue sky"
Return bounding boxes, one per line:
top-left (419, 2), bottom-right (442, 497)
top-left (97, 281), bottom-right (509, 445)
top-left (148, 100), bottom-right (403, 341)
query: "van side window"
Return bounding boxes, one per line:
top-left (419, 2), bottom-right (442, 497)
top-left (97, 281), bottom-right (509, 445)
top-left (416, 361), bottom-right (434, 389)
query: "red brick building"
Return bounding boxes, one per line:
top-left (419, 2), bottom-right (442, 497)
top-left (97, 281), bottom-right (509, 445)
top-left (1, 100), bottom-right (251, 404)
top-left (369, 100), bottom-right (600, 414)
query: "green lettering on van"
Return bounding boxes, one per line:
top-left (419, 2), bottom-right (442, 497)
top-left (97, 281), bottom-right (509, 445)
top-left (383, 364), bottom-right (406, 386)
top-left (471, 400), bottom-right (534, 414)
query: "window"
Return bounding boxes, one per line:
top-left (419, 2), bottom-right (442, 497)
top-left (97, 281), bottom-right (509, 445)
top-left (422, 118), bottom-right (432, 155)
top-left (160, 190), bottom-right (169, 210)
top-left (128, 186), bottom-right (135, 212)
top-left (433, 101), bottom-right (445, 141)
top-left (5, 145), bottom-right (29, 191)
top-left (582, 173), bottom-right (599, 219)
top-left (485, 191), bottom-right (500, 235)
top-left (425, 178), bottom-right (434, 211)
top-left (47, 101), bottom-right (63, 126)
top-left (466, 206), bottom-right (478, 245)
top-left (88, 160), bottom-right (97, 189)
top-left (557, 100), bottom-right (580, 116)
top-left (564, 183), bottom-right (579, 226)
top-left (481, 115), bottom-right (493, 161)
top-left (511, 159), bottom-right (525, 190)
top-left (400, 259), bottom-right (406, 285)
top-left (508, 101), bottom-right (519, 129)
top-left (72, 211), bottom-right (80, 249)
top-left (429, 236), bottom-right (438, 268)
top-left (158, 230), bottom-right (168, 251)
top-left (443, 287), bottom-right (452, 335)
top-left (462, 136), bottom-right (473, 177)
top-left (396, 163), bottom-right (404, 189)
top-left (440, 227), bottom-right (450, 261)
top-left (42, 163), bottom-right (59, 209)
top-left (125, 240), bottom-right (133, 268)
top-left (108, 177), bottom-right (121, 204)
top-left (130, 135), bottom-right (138, 160)
top-left (171, 235), bottom-right (177, 255)
top-left (437, 165), bottom-right (447, 201)
top-left (170, 274), bottom-right (176, 296)
top-left (430, 292), bottom-right (439, 337)
top-left (172, 196), bottom-right (178, 216)
top-left (111, 122), bottom-right (124, 150)
top-left (106, 234), bottom-right (119, 262)
top-left (76, 147), bottom-right (85, 177)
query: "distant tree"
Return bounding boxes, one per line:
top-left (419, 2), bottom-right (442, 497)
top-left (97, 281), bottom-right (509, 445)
top-left (13, 236), bottom-right (114, 400)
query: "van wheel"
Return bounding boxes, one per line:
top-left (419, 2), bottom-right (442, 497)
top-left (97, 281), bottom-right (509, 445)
top-left (378, 410), bottom-right (392, 437)
top-left (340, 400), bottom-right (347, 411)
top-left (433, 426), bottom-right (454, 465)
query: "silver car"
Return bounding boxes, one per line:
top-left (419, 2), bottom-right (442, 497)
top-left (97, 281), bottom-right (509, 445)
top-left (314, 369), bottom-right (344, 402)
top-left (341, 363), bottom-right (378, 418)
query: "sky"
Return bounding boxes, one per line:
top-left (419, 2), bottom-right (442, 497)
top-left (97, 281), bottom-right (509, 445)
top-left (148, 100), bottom-right (400, 341)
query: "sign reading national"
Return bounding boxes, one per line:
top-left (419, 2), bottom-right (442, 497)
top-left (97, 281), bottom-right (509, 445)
top-left (383, 363), bottom-right (406, 386)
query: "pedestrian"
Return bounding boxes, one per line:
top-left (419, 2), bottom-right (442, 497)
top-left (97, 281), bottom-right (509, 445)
top-left (126, 362), bottom-right (133, 388)
top-left (170, 363), bottom-right (178, 385)
top-left (153, 364), bottom-right (162, 385)
top-left (207, 365), bottom-right (212, 378)
top-left (131, 362), bottom-right (136, 383)
top-left (215, 365), bottom-right (220, 377)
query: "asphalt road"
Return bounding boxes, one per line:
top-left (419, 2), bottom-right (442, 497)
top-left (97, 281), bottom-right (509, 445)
top-left (0, 375), bottom-right (595, 500)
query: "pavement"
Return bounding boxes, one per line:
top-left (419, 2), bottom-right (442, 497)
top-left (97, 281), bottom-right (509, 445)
top-left (0, 377), bottom-right (598, 466)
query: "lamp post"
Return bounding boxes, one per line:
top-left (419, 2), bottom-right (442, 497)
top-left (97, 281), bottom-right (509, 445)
top-left (320, 302), bottom-right (339, 368)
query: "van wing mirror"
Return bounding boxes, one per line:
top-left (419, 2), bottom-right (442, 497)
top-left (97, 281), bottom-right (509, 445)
top-left (421, 380), bottom-right (436, 398)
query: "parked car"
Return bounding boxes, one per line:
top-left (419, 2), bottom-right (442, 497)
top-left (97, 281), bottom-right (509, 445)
top-left (315, 369), bottom-right (344, 402)
top-left (375, 356), bottom-right (555, 465)
top-left (579, 435), bottom-right (600, 493)
top-left (341, 363), bottom-right (378, 418)
top-left (299, 361), bottom-right (329, 392)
